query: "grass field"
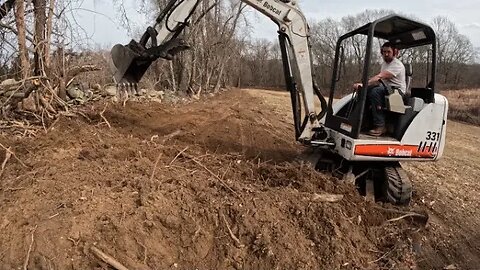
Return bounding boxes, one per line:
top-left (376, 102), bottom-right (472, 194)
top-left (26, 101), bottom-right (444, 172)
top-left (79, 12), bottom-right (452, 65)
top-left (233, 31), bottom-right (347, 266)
top-left (442, 89), bottom-right (480, 126)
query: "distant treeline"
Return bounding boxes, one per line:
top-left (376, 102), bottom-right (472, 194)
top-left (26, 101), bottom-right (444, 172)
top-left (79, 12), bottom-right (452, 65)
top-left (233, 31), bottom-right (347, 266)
top-left (0, 1), bottom-right (478, 97)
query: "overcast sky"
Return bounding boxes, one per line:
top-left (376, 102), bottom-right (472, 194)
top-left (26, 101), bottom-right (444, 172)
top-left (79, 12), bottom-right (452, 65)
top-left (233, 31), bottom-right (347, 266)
top-left (78, 0), bottom-right (480, 49)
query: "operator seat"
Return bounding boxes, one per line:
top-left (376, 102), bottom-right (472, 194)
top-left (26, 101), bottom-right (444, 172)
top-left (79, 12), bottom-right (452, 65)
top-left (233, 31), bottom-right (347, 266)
top-left (393, 63), bottom-right (426, 139)
top-left (404, 63), bottom-right (412, 94)
top-left (403, 64), bottom-right (424, 112)
top-left (385, 63), bottom-right (423, 114)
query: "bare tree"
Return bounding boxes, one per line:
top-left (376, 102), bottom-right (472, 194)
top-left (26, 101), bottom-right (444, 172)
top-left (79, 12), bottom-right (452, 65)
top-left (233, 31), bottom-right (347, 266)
top-left (310, 18), bottom-right (341, 87)
top-left (432, 16), bottom-right (475, 85)
top-left (14, 0), bottom-right (29, 78)
top-left (33, 0), bottom-right (47, 76)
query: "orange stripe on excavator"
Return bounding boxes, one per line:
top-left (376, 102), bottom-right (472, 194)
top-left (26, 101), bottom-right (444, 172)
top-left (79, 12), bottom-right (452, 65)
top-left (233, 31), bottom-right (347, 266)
top-left (354, 144), bottom-right (435, 158)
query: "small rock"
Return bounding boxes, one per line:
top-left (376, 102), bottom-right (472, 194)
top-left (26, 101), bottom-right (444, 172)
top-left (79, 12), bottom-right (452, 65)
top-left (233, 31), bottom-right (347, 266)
top-left (67, 86), bottom-right (85, 99)
top-left (150, 97), bottom-right (162, 103)
top-left (144, 220), bottom-right (155, 228)
top-left (266, 250), bottom-right (274, 257)
top-left (22, 95), bottom-right (37, 112)
top-left (147, 89), bottom-right (164, 98)
top-left (104, 85), bottom-right (117, 96)
top-left (137, 88), bottom-right (147, 95)
top-left (69, 223), bottom-right (81, 240)
top-left (0, 78), bottom-right (17, 86)
top-left (160, 215), bottom-right (181, 229)
top-left (4, 90), bottom-right (15, 96)
top-left (92, 83), bottom-right (102, 93)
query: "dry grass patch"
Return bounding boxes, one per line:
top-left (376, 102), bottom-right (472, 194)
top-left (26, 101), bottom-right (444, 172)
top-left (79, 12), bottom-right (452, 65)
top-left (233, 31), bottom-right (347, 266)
top-left (442, 89), bottom-right (480, 126)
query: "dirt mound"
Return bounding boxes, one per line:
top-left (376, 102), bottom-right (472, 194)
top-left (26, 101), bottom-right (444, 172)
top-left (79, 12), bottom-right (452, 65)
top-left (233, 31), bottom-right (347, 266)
top-left (0, 89), bottom-right (435, 269)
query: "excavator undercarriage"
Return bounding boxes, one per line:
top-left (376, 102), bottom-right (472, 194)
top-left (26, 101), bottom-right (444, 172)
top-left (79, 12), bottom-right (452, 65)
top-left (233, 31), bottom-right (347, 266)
top-left (304, 148), bottom-right (412, 205)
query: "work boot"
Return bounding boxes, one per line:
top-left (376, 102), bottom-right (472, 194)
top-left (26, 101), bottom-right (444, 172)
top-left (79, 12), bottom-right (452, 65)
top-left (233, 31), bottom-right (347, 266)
top-left (368, 126), bottom-right (387, 136)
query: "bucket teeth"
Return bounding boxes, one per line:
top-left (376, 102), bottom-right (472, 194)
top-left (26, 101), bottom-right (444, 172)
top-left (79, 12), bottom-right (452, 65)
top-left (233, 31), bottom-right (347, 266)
top-left (116, 82), bottom-right (139, 96)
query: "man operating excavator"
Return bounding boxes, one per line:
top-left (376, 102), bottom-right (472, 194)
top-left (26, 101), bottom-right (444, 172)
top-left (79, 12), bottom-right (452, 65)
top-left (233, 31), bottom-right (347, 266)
top-left (353, 42), bottom-right (406, 136)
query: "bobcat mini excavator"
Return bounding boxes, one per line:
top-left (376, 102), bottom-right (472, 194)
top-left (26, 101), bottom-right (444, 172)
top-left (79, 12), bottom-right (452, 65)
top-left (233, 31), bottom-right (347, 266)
top-left (111, 0), bottom-right (448, 205)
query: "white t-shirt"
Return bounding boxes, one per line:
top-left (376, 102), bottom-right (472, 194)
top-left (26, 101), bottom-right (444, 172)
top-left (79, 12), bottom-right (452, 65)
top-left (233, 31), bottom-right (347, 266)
top-left (381, 58), bottom-right (406, 93)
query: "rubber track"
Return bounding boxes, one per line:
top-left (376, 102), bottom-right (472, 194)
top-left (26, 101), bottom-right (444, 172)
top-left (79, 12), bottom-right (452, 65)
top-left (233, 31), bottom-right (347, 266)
top-left (384, 165), bottom-right (412, 205)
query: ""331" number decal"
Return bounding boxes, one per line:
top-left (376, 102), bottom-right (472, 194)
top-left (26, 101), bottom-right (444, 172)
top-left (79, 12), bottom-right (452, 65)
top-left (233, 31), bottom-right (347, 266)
top-left (426, 131), bottom-right (440, 141)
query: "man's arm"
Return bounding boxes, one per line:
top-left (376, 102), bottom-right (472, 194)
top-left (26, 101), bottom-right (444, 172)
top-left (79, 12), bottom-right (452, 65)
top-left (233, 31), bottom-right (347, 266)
top-left (353, 70), bottom-right (394, 89)
top-left (367, 70), bottom-right (394, 85)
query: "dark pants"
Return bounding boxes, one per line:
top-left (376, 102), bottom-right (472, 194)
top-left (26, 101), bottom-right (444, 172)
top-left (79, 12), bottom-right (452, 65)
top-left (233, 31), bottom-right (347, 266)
top-left (367, 85), bottom-right (389, 127)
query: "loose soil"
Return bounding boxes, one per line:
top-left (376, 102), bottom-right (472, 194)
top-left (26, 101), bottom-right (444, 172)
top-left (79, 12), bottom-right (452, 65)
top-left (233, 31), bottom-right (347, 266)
top-left (0, 88), bottom-right (478, 269)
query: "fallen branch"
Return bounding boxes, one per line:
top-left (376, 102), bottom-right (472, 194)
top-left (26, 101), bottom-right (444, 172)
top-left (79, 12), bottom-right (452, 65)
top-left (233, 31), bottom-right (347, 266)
top-left (65, 77), bottom-right (76, 90)
top-left (43, 80), bottom-right (69, 110)
top-left (373, 205), bottom-right (429, 225)
top-left (150, 153), bottom-right (163, 181)
top-left (46, 117), bottom-right (60, 132)
top-left (0, 142), bottom-right (28, 168)
top-left (221, 161), bottom-right (232, 180)
top-left (368, 245), bottom-right (396, 264)
top-left (168, 146), bottom-right (188, 166)
top-left (99, 104), bottom-right (112, 129)
top-left (66, 65), bottom-right (101, 84)
top-left (90, 246), bottom-right (130, 270)
top-left (386, 213), bottom-right (426, 223)
top-left (221, 213), bottom-right (244, 248)
top-left (0, 76), bottom-right (48, 93)
top-left (311, 193), bottom-right (344, 203)
top-left (23, 225), bottom-right (37, 270)
top-left (181, 151), bottom-right (239, 197)
top-left (161, 130), bottom-right (182, 143)
top-left (0, 146), bottom-right (12, 176)
top-left (38, 94), bottom-right (56, 114)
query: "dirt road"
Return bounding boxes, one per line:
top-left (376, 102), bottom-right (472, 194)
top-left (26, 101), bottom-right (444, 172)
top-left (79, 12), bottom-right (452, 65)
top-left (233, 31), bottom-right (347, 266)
top-left (0, 89), bottom-right (478, 269)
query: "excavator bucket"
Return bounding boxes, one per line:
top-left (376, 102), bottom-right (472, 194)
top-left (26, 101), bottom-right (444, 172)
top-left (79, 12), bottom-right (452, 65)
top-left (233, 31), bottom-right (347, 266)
top-left (111, 43), bottom-right (153, 84)
top-left (111, 37), bottom-right (190, 85)
top-left (110, 0), bottom-right (199, 85)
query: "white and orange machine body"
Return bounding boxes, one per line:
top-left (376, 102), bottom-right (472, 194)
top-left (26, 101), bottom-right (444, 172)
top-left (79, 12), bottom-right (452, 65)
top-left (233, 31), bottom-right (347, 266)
top-left (325, 93), bottom-right (448, 162)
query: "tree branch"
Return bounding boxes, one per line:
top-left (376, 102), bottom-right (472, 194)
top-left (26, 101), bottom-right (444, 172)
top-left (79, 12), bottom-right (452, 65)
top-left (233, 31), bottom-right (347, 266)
top-left (0, 0), bottom-right (14, 21)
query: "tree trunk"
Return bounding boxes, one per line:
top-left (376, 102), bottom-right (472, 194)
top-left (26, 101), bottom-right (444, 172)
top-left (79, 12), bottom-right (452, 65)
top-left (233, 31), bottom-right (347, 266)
top-left (44, 0), bottom-right (55, 71)
top-left (33, 0), bottom-right (47, 76)
top-left (168, 61), bottom-right (177, 92)
top-left (14, 0), bottom-right (29, 79)
top-left (56, 47), bottom-right (67, 100)
top-left (213, 59), bottom-right (227, 92)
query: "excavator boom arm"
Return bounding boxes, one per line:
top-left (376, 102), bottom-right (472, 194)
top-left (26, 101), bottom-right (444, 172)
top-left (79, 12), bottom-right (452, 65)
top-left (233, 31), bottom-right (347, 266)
top-left (111, 0), bottom-right (326, 142)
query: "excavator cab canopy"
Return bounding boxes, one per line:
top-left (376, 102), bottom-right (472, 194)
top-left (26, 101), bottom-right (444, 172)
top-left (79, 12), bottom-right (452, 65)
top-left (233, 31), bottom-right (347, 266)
top-left (326, 15), bottom-right (437, 139)
top-left (344, 15), bottom-right (437, 49)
